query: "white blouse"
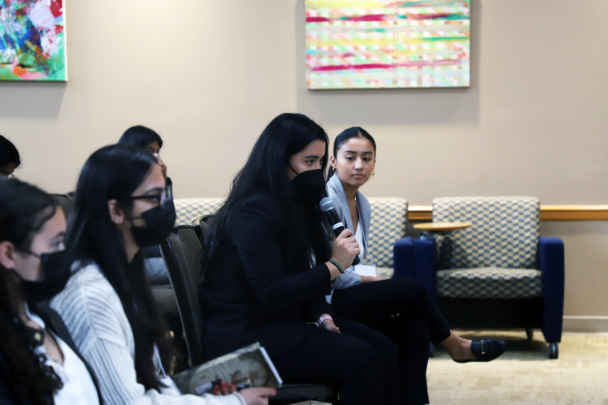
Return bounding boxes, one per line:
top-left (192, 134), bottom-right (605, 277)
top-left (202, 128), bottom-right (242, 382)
top-left (353, 218), bottom-right (366, 263)
top-left (26, 305), bottom-right (100, 405)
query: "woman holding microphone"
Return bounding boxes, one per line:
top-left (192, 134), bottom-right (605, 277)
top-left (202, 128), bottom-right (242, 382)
top-left (201, 113), bottom-right (401, 405)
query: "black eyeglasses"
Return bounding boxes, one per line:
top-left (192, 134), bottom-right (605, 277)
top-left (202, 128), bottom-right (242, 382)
top-left (127, 179), bottom-right (173, 205)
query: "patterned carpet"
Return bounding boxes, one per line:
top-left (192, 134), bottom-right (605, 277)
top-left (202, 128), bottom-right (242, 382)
top-left (427, 331), bottom-right (608, 405)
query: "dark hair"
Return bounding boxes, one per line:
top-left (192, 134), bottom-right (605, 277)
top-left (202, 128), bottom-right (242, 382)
top-left (204, 113), bottom-right (332, 272)
top-left (118, 125), bottom-right (163, 149)
top-left (66, 144), bottom-right (171, 391)
top-left (0, 179), bottom-right (61, 405)
top-left (328, 127), bottom-right (376, 179)
top-left (0, 135), bottom-right (20, 169)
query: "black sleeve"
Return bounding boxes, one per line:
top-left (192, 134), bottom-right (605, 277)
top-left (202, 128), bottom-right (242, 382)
top-left (303, 295), bottom-right (335, 322)
top-left (230, 195), bottom-right (332, 311)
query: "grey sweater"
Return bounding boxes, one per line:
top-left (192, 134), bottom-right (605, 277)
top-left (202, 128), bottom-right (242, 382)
top-left (51, 262), bottom-right (245, 405)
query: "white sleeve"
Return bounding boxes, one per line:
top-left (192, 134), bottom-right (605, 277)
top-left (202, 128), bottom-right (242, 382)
top-left (51, 267), bottom-right (246, 405)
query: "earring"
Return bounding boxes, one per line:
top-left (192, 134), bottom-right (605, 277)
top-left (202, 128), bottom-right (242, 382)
top-left (372, 171), bottom-right (375, 175)
top-left (333, 167), bottom-right (337, 172)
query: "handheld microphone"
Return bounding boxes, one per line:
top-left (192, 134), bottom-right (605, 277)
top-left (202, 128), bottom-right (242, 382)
top-left (319, 197), bottom-right (360, 266)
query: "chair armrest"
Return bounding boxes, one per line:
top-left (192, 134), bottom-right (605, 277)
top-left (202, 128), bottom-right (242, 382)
top-left (413, 238), bottom-right (438, 301)
top-left (538, 236), bottom-right (565, 342)
top-left (393, 237), bottom-right (414, 278)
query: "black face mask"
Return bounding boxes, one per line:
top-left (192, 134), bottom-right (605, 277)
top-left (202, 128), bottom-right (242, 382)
top-left (290, 167), bottom-right (327, 204)
top-left (14, 250), bottom-right (70, 304)
top-left (127, 200), bottom-right (176, 248)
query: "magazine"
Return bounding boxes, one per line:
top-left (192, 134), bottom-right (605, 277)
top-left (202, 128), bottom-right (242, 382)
top-left (172, 342), bottom-right (282, 396)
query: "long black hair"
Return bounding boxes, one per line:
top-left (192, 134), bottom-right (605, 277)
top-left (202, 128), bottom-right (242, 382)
top-left (327, 126), bottom-right (376, 179)
top-left (204, 113), bottom-right (332, 272)
top-left (118, 125), bottom-right (163, 149)
top-left (0, 135), bottom-right (20, 169)
top-left (0, 179), bottom-right (61, 405)
top-left (66, 144), bottom-right (172, 391)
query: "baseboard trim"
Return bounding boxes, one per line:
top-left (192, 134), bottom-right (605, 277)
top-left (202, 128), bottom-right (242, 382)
top-left (563, 316), bottom-right (608, 332)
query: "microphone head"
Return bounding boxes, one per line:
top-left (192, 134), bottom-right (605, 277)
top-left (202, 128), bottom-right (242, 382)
top-left (319, 197), bottom-right (335, 214)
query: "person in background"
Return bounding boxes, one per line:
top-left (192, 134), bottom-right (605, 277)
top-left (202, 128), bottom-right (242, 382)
top-left (201, 113), bottom-right (401, 405)
top-left (326, 127), bottom-right (506, 405)
top-left (119, 125), bottom-right (167, 178)
top-left (51, 144), bottom-right (274, 405)
top-left (0, 135), bottom-right (20, 178)
top-left (0, 178), bottom-right (101, 405)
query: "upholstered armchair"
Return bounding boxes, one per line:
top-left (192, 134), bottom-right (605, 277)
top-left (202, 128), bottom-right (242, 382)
top-left (367, 197), bottom-right (408, 278)
top-left (174, 198), bottom-right (225, 225)
top-left (393, 196), bottom-right (564, 359)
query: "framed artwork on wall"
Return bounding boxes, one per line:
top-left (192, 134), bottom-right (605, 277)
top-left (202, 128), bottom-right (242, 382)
top-left (306, 0), bottom-right (470, 89)
top-left (0, 0), bottom-right (67, 81)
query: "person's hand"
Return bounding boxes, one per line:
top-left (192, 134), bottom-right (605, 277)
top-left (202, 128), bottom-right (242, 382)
top-left (213, 381), bottom-right (236, 396)
top-left (360, 276), bottom-right (384, 283)
top-left (238, 387), bottom-right (277, 405)
top-left (330, 229), bottom-right (360, 275)
top-left (320, 318), bottom-right (340, 333)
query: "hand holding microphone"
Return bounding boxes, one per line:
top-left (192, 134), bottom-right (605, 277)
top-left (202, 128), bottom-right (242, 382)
top-left (320, 197), bottom-right (361, 280)
top-left (331, 229), bottom-right (360, 276)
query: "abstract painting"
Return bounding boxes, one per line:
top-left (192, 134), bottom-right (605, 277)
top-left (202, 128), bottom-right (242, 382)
top-left (0, 0), bottom-right (67, 81)
top-left (306, 0), bottom-right (469, 89)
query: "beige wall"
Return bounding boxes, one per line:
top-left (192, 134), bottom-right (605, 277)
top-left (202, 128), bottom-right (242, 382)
top-left (2, 1), bottom-right (607, 318)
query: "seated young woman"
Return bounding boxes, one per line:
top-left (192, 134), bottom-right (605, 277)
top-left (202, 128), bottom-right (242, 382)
top-left (326, 127), bottom-right (507, 405)
top-left (0, 178), bottom-right (100, 405)
top-left (201, 113), bottom-right (402, 405)
top-left (50, 144), bottom-right (275, 405)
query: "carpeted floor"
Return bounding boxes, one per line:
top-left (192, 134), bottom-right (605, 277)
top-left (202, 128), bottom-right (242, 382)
top-left (427, 331), bottom-right (608, 404)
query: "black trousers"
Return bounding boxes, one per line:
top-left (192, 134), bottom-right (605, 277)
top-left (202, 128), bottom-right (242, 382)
top-left (332, 277), bottom-right (452, 405)
top-left (272, 318), bottom-right (400, 405)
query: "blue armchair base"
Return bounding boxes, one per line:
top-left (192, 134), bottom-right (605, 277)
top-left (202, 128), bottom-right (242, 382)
top-left (393, 236), bottom-right (565, 358)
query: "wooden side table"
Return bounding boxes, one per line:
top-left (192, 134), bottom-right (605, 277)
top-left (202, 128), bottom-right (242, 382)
top-left (413, 222), bottom-right (472, 240)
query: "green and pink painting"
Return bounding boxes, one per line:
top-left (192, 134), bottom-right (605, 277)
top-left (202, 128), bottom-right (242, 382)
top-left (306, 0), bottom-right (470, 89)
top-left (0, 0), bottom-right (67, 81)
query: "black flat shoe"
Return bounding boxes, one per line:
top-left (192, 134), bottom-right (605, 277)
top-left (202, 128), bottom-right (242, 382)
top-left (453, 339), bottom-right (506, 363)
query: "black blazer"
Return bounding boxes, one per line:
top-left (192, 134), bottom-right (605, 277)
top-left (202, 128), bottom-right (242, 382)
top-left (0, 303), bottom-right (103, 405)
top-left (200, 192), bottom-right (334, 360)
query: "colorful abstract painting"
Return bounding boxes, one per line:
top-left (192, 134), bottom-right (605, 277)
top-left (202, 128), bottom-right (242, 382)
top-left (306, 0), bottom-right (469, 89)
top-left (0, 0), bottom-right (67, 81)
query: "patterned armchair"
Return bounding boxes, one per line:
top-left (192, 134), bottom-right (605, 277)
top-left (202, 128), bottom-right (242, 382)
top-left (367, 198), bottom-right (408, 277)
top-left (173, 197), bottom-right (408, 278)
top-left (175, 198), bottom-right (225, 225)
top-left (393, 196), bottom-right (564, 359)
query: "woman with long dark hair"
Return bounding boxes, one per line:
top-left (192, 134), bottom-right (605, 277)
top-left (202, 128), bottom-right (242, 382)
top-left (0, 178), bottom-right (101, 405)
top-left (201, 113), bottom-right (401, 405)
top-left (50, 144), bottom-right (274, 405)
top-left (326, 127), bottom-right (506, 405)
top-left (118, 125), bottom-right (173, 289)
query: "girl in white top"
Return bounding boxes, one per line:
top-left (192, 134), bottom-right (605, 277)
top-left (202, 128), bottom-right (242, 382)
top-left (0, 178), bottom-right (99, 405)
top-left (51, 144), bottom-right (275, 405)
